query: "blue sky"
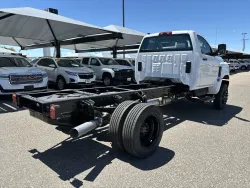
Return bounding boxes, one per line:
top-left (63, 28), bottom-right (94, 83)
top-left (1, 0), bottom-right (250, 56)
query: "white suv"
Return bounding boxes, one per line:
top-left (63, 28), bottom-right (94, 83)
top-left (228, 60), bottom-right (240, 71)
top-left (238, 60), bottom-right (250, 70)
top-left (0, 54), bottom-right (48, 95)
top-left (33, 58), bottom-right (96, 90)
top-left (80, 57), bottom-right (134, 86)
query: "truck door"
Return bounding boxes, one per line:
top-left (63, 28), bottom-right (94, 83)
top-left (197, 35), bottom-right (219, 87)
top-left (89, 58), bottom-right (102, 80)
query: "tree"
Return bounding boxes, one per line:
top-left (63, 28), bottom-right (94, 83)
top-left (0, 46), bottom-right (16, 52)
top-left (4, 46), bottom-right (16, 52)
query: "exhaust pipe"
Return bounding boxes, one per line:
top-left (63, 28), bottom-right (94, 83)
top-left (147, 97), bottom-right (172, 106)
top-left (70, 120), bottom-right (100, 138)
top-left (69, 112), bottom-right (110, 139)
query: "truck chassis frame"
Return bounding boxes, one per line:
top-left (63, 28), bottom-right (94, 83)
top-left (13, 83), bottom-right (205, 158)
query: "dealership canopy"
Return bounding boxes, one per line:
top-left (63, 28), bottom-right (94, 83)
top-left (0, 7), bottom-right (120, 56)
top-left (67, 25), bottom-right (146, 52)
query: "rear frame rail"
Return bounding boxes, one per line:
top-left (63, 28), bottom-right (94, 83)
top-left (14, 84), bottom-right (175, 126)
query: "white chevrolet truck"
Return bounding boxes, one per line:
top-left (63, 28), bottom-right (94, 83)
top-left (14, 30), bottom-right (229, 159)
top-left (136, 30), bottom-right (229, 109)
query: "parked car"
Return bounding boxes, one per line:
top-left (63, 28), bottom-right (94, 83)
top-left (33, 57), bottom-right (96, 90)
top-left (114, 58), bottom-right (136, 82)
top-left (238, 60), bottom-right (250, 70)
top-left (228, 60), bottom-right (240, 71)
top-left (0, 54), bottom-right (48, 95)
top-left (128, 59), bottom-right (135, 66)
top-left (80, 56), bottom-right (134, 86)
top-left (115, 58), bottom-right (134, 67)
top-left (244, 60), bottom-right (250, 69)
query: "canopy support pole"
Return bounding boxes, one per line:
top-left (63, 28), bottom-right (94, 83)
top-left (112, 38), bottom-right (119, 58)
top-left (12, 37), bottom-right (24, 50)
top-left (112, 47), bottom-right (117, 58)
top-left (46, 19), bottom-right (60, 58)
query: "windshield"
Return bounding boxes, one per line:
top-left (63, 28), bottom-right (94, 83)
top-left (99, 58), bottom-right (119, 65)
top-left (73, 59), bottom-right (81, 63)
top-left (140, 34), bottom-right (193, 52)
top-left (115, 59), bottom-right (131, 66)
top-left (56, 59), bottom-right (82, 67)
top-left (130, 60), bottom-right (135, 66)
top-left (0, 57), bottom-right (32, 67)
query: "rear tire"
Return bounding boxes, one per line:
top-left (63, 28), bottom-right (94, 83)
top-left (109, 101), bottom-right (138, 151)
top-left (57, 76), bottom-right (66, 90)
top-left (213, 83), bottom-right (228, 109)
top-left (122, 103), bottom-right (164, 158)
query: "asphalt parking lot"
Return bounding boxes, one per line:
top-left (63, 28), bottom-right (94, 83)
top-left (0, 71), bottom-right (250, 188)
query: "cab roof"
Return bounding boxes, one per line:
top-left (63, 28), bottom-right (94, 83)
top-left (144, 30), bottom-right (196, 38)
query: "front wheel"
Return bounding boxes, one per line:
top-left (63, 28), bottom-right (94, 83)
top-left (56, 77), bottom-right (66, 90)
top-left (241, 66), bottom-right (247, 70)
top-left (213, 83), bottom-right (228, 109)
top-left (103, 75), bottom-right (113, 86)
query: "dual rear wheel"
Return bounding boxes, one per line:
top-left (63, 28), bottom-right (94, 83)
top-left (109, 101), bottom-right (164, 158)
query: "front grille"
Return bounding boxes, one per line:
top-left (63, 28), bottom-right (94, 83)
top-left (78, 74), bottom-right (94, 79)
top-left (9, 74), bottom-right (43, 85)
top-left (117, 69), bottom-right (134, 77)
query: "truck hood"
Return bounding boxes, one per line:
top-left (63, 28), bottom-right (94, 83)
top-left (103, 65), bottom-right (133, 70)
top-left (0, 67), bottom-right (46, 74)
top-left (59, 66), bottom-right (94, 73)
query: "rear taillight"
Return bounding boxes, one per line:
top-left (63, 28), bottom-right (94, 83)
top-left (12, 93), bottom-right (17, 104)
top-left (159, 31), bottom-right (172, 36)
top-left (50, 104), bottom-right (56, 119)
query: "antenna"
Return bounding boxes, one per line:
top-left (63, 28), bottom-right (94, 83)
top-left (242, 33), bottom-right (249, 51)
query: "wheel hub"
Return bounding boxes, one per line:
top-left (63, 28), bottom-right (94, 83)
top-left (140, 115), bottom-right (159, 148)
top-left (140, 123), bottom-right (150, 136)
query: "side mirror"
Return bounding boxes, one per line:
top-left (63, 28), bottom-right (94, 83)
top-left (217, 44), bottom-right (226, 55)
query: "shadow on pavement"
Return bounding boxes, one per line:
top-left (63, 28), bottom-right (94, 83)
top-left (0, 95), bottom-right (25, 114)
top-left (28, 99), bottom-right (243, 187)
top-left (29, 136), bottom-right (174, 187)
top-left (161, 99), bottom-right (242, 128)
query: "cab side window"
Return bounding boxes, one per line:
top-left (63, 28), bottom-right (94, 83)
top-left (82, 58), bottom-right (89, 65)
top-left (90, 58), bottom-right (100, 66)
top-left (43, 58), bottom-right (56, 68)
top-left (197, 35), bottom-right (212, 55)
top-left (37, 59), bottom-right (46, 66)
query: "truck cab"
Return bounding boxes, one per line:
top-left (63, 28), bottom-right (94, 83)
top-left (135, 30), bottom-right (229, 94)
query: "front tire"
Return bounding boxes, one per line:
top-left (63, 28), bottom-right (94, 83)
top-left (56, 76), bottom-right (66, 90)
top-left (241, 66), bottom-right (247, 70)
top-left (213, 83), bottom-right (228, 109)
top-left (103, 74), bottom-right (113, 86)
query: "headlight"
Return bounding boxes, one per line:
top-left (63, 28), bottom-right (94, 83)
top-left (0, 74), bottom-right (9, 79)
top-left (66, 71), bottom-right (78, 76)
top-left (41, 72), bottom-right (47, 78)
top-left (112, 68), bottom-right (119, 71)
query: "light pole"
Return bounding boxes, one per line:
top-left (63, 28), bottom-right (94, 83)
top-left (122, 0), bottom-right (125, 58)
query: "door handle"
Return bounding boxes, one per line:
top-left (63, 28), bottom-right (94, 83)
top-left (202, 58), bottom-right (207, 61)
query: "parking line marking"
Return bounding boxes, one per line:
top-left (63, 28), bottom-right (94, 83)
top-left (0, 107), bottom-right (7, 112)
top-left (2, 103), bottom-right (17, 110)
